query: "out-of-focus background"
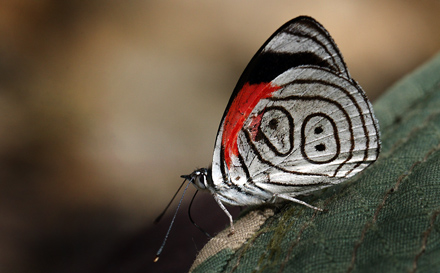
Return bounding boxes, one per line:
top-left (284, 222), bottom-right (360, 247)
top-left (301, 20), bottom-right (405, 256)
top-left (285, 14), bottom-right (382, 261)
top-left (1, 1), bottom-right (439, 272)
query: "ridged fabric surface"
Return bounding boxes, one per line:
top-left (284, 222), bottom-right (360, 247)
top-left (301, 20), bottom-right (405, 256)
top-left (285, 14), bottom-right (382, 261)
top-left (191, 52), bottom-right (440, 273)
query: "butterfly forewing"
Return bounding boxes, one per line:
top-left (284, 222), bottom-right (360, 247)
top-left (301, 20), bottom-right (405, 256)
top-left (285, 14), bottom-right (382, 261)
top-left (210, 16), bottom-right (380, 205)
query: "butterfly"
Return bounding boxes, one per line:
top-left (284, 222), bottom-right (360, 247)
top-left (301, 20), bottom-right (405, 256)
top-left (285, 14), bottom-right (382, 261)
top-left (154, 16), bottom-right (380, 261)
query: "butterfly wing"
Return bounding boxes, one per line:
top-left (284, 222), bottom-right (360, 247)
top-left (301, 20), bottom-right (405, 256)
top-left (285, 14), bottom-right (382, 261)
top-left (210, 16), bottom-right (380, 205)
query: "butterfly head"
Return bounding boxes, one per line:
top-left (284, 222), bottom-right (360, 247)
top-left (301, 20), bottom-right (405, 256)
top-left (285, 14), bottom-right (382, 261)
top-left (181, 168), bottom-right (211, 191)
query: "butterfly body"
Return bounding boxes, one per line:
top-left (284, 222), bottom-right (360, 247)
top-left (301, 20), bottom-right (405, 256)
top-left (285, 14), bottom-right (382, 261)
top-left (185, 16), bottom-right (380, 226)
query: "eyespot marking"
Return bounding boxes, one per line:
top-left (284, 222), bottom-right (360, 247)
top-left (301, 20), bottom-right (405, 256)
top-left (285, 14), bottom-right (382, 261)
top-left (315, 143), bottom-right (326, 151)
top-left (314, 126), bottom-right (323, 134)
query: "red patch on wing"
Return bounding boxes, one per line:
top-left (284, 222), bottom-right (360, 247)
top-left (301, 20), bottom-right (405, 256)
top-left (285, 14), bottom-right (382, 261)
top-left (222, 82), bottom-right (281, 168)
top-left (249, 111), bottom-right (264, 141)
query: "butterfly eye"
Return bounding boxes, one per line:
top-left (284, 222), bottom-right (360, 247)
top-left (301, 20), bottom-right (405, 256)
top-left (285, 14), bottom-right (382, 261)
top-left (191, 171), bottom-right (207, 190)
top-left (301, 113), bottom-right (340, 164)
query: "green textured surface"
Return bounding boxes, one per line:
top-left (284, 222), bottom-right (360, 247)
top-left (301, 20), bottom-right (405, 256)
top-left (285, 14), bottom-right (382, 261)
top-left (192, 52), bottom-right (440, 273)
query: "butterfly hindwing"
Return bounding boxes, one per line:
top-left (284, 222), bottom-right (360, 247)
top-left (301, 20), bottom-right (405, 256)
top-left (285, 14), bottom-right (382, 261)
top-left (210, 16), bottom-right (380, 206)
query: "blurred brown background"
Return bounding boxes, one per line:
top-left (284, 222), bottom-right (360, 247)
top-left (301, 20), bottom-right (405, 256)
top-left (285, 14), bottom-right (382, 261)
top-left (1, 1), bottom-right (439, 272)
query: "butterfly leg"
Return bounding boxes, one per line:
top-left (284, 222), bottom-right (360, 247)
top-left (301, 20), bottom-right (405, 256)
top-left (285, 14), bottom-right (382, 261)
top-left (275, 194), bottom-right (323, 212)
top-left (213, 193), bottom-right (235, 236)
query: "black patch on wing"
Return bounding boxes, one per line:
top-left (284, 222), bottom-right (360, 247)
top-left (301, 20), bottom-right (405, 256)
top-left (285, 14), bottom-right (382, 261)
top-left (245, 52), bottom-right (334, 85)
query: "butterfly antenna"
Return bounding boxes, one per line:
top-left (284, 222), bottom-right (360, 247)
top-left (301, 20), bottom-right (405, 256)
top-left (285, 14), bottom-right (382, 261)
top-left (154, 180), bottom-right (191, 262)
top-left (188, 190), bottom-right (212, 238)
top-left (154, 179), bottom-right (187, 224)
